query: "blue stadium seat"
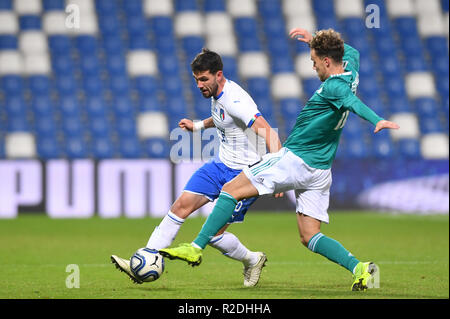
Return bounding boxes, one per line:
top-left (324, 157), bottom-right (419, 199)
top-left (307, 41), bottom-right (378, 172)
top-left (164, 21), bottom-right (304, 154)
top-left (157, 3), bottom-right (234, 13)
top-left (150, 16), bottom-right (174, 37)
top-left (102, 35), bottom-right (125, 55)
top-left (389, 96), bottom-right (412, 113)
top-left (270, 53), bottom-right (295, 73)
top-left (19, 15), bottom-right (41, 30)
top-left (313, 0), bottom-right (336, 17)
top-left (138, 93), bottom-right (162, 112)
top-left (52, 55), bottom-right (76, 76)
top-left (134, 76), bottom-right (159, 97)
top-left (397, 138), bottom-right (421, 159)
top-left (425, 36), bottom-right (448, 58)
top-left (222, 56), bottom-right (238, 81)
top-left (346, 35), bottom-right (371, 57)
top-left (112, 95), bottom-right (136, 116)
top-left (158, 53), bottom-right (181, 76)
top-left (89, 116), bottom-right (111, 138)
top-left (358, 56), bottom-right (375, 77)
top-left (144, 138), bottom-right (170, 158)
top-left (393, 17), bottom-right (420, 38)
top-left (414, 97), bottom-right (440, 118)
top-left (1, 75), bottom-right (23, 95)
top-left (266, 36), bottom-right (290, 57)
top-left (121, 0), bottom-right (143, 16)
top-left (373, 37), bottom-right (398, 58)
top-left (37, 136), bottom-right (62, 159)
top-left (31, 94), bottom-right (55, 118)
top-left (342, 116), bottom-right (363, 138)
top-left (65, 137), bottom-right (88, 158)
top-left (85, 95), bottom-right (108, 117)
top-left (48, 35), bottom-right (72, 56)
top-left (115, 117), bottom-right (137, 138)
top-left (204, 0), bottom-right (226, 12)
top-left (347, 139), bottom-right (370, 158)
top-left (253, 97), bottom-right (274, 120)
top-left (181, 36), bottom-right (205, 61)
top-left (436, 75), bottom-right (449, 99)
top-left (383, 75), bottom-right (407, 99)
top-left (96, 0), bottom-right (119, 16)
top-left (238, 36), bottom-right (263, 52)
top-left (280, 98), bottom-right (302, 118)
top-left (119, 137), bottom-right (141, 158)
top-left (92, 137), bottom-right (115, 159)
top-left (154, 36), bottom-right (177, 55)
top-left (235, 17), bottom-right (258, 38)
top-left (4, 95), bottom-right (27, 117)
top-left (162, 74), bottom-right (183, 96)
top-left (42, 0), bottom-right (64, 11)
top-left (166, 96), bottom-right (188, 118)
top-left (193, 96), bottom-right (211, 120)
top-left (378, 54), bottom-right (402, 77)
top-left (342, 18), bottom-right (367, 38)
top-left (263, 17), bottom-right (286, 38)
top-left (79, 54), bottom-right (101, 76)
top-left (105, 53), bottom-right (127, 76)
top-left (420, 115), bottom-right (445, 134)
top-left (62, 116), bottom-right (84, 138)
top-left (98, 14), bottom-right (121, 36)
top-left (258, 0), bottom-right (283, 19)
top-left (175, 0), bottom-right (199, 11)
top-left (246, 77), bottom-right (271, 100)
top-left (109, 75), bottom-right (131, 95)
top-left (357, 76), bottom-right (381, 99)
top-left (75, 35), bottom-right (99, 54)
top-left (0, 34), bottom-right (18, 49)
top-left (34, 117), bottom-right (58, 137)
top-left (126, 14), bottom-right (148, 38)
top-left (59, 94), bottom-right (81, 117)
top-left (28, 75), bottom-right (51, 95)
top-left (432, 56), bottom-right (449, 77)
top-left (7, 116), bottom-right (31, 132)
top-left (359, 95), bottom-right (387, 116)
top-left (54, 74), bottom-right (78, 94)
top-left (0, 0), bottom-right (12, 9)
top-left (372, 135), bottom-right (394, 158)
top-left (82, 74), bottom-right (105, 95)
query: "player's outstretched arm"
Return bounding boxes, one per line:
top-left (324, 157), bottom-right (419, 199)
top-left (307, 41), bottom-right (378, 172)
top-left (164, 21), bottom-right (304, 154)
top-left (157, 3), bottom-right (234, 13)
top-left (374, 120), bottom-right (400, 133)
top-left (179, 117), bottom-right (214, 132)
top-left (251, 116), bottom-right (282, 153)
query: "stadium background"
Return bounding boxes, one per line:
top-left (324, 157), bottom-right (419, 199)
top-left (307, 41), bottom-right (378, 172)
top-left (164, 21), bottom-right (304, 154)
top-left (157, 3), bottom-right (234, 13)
top-left (0, 0), bottom-right (448, 218)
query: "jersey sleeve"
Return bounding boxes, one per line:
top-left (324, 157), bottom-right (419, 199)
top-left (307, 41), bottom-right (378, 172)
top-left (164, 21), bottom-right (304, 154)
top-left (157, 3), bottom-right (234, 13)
top-left (321, 78), bottom-right (383, 126)
top-left (343, 43), bottom-right (360, 73)
top-left (225, 92), bottom-right (261, 128)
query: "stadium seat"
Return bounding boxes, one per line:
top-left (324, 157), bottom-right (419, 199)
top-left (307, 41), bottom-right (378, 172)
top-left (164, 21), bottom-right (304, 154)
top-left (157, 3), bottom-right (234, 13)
top-left (42, 11), bottom-right (68, 34)
top-left (143, 0), bottom-right (174, 16)
top-left (137, 112), bottom-right (168, 139)
top-left (405, 72), bottom-right (437, 99)
top-left (302, 78), bottom-right (322, 99)
top-left (0, 11), bottom-right (18, 34)
top-left (174, 12), bottom-right (204, 37)
top-left (389, 112), bottom-right (420, 140)
top-left (4, 132), bottom-right (36, 158)
top-left (119, 136), bottom-right (142, 158)
top-left (91, 137), bottom-right (115, 159)
top-left (271, 73), bottom-right (302, 99)
top-left (396, 138), bottom-right (421, 158)
top-left (34, 117), bottom-right (58, 138)
top-left (372, 135), bottom-right (395, 158)
top-left (420, 133), bottom-right (449, 159)
top-left (335, 0), bottom-right (364, 18)
top-left (0, 51), bottom-right (23, 75)
top-left (1, 75), bottom-right (23, 95)
top-left (42, 0), bottom-right (65, 11)
top-left (239, 53), bottom-right (270, 78)
top-left (0, 34), bottom-right (17, 50)
top-left (227, 0), bottom-right (257, 17)
top-left (65, 137), bottom-right (88, 158)
top-left (204, 0), bottom-right (226, 12)
top-left (126, 51), bottom-right (158, 76)
top-left (144, 137), bottom-right (170, 158)
top-left (386, 0), bottom-right (416, 17)
top-left (37, 136), bottom-right (62, 159)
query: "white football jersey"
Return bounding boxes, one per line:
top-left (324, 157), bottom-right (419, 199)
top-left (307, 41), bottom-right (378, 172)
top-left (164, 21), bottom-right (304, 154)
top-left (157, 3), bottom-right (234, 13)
top-left (210, 79), bottom-right (267, 170)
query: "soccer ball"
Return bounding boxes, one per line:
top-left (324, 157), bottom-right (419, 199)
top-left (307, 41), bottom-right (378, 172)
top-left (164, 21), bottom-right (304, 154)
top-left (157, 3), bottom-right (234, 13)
top-left (130, 248), bottom-right (165, 282)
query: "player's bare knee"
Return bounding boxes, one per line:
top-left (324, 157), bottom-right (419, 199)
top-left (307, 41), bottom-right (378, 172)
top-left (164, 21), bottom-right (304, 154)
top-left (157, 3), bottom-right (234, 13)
top-left (170, 198), bottom-right (193, 219)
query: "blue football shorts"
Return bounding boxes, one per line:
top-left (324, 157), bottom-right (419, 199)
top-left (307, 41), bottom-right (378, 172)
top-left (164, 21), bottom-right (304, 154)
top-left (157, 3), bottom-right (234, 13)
top-left (184, 159), bottom-right (258, 224)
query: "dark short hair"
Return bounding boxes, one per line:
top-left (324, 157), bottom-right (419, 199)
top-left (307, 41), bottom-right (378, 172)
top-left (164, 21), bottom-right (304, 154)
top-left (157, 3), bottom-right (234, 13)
top-left (310, 29), bottom-right (345, 64)
top-left (190, 48), bottom-right (223, 74)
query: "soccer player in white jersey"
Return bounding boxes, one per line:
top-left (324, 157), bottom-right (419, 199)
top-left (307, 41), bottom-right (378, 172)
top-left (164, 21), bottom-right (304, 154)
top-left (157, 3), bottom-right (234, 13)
top-left (111, 49), bottom-right (282, 286)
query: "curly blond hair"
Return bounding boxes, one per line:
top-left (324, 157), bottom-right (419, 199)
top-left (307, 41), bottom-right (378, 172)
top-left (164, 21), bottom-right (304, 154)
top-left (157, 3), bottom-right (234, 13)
top-left (310, 29), bottom-right (345, 63)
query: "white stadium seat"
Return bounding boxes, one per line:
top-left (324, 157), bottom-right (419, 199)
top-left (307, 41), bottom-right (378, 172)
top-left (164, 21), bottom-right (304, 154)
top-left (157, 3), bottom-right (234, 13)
top-left (5, 133), bottom-right (36, 158)
top-left (420, 133), bottom-right (449, 159)
top-left (335, 0), bottom-right (364, 18)
top-left (417, 14), bottom-right (446, 37)
top-left (271, 73), bottom-right (303, 99)
top-left (414, 0), bottom-right (442, 15)
top-left (174, 12), bottom-right (204, 37)
top-left (388, 113), bottom-right (420, 140)
top-left (205, 13), bottom-right (233, 36)
top-left (295, 52), bottom-right (317, 79)
top-left (24, 53), bottom-right (52, 75)
top-left (0, 11), bottom-right (19, 34)
top-left (19, 31), bottom-right (48, 54)
top-left (143, 0), bottom-right (173, 17)
top-left (14, 0), bottom-right (42, 14)
top-left (68, 12), bottom-right (98, 35)
top-left (0, 51), bottom-right (23, 75)
top-left (65, 0), bottom-right (95, 13)
top-left (286, 15), bottom-right (316, 35)
top-left (386, 0), bottom-right (416, 17)
top-left (206, 35), bottom-right (237, 56)
top-left (43, 12), bottom-right (69, 34)
top-left (282, 0), bottom-right (313, 17)
top-left (405, 72), bottom-right (436, 99)
top-left (137, 112), bottom-right (169, 138)
top-left (238, 52), bottom-right (270, 78)
top-left (227, 0), bottom-right (257, 17)
top-left (127, 51), bottom-right (158, 76)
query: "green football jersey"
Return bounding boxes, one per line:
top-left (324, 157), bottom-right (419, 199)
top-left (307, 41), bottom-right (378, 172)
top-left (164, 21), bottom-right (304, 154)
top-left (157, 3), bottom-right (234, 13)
top-left (283, 44), bottom-right (384, 169)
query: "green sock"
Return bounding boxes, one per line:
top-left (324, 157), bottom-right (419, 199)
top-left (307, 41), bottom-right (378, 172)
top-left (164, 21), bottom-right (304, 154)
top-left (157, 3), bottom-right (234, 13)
top-left (308, 232), bottom-right (360, 273)
top-left (193, 191), bottom-right (237, 249)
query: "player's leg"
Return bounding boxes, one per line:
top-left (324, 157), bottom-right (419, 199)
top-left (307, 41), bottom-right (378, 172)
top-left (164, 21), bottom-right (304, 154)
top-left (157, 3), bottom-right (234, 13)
top-left (208, 198), bottom-right (267, 287)
top-left (146, 191), bottom-right (210, 250)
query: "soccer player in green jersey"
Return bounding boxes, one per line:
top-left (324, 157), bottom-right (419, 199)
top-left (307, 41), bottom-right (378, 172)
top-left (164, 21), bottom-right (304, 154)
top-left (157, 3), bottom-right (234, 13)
top-left (160, 28), bottom-right (400, 291)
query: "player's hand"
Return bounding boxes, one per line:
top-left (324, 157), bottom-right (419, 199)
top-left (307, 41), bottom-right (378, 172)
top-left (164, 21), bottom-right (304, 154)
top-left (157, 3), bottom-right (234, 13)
top-left (374, 120), bottom-right (400, 133)
top-left (289, 28), bottom-right (313, 44)
top-left (179, 118), bottom-right (194, 131)
top-left (274, 192), bottom-right (284, 198)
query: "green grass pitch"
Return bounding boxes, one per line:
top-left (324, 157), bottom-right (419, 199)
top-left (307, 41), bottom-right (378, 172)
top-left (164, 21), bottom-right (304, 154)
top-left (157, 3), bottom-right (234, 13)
top-left (0, 212), bottom-right (448, 299)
